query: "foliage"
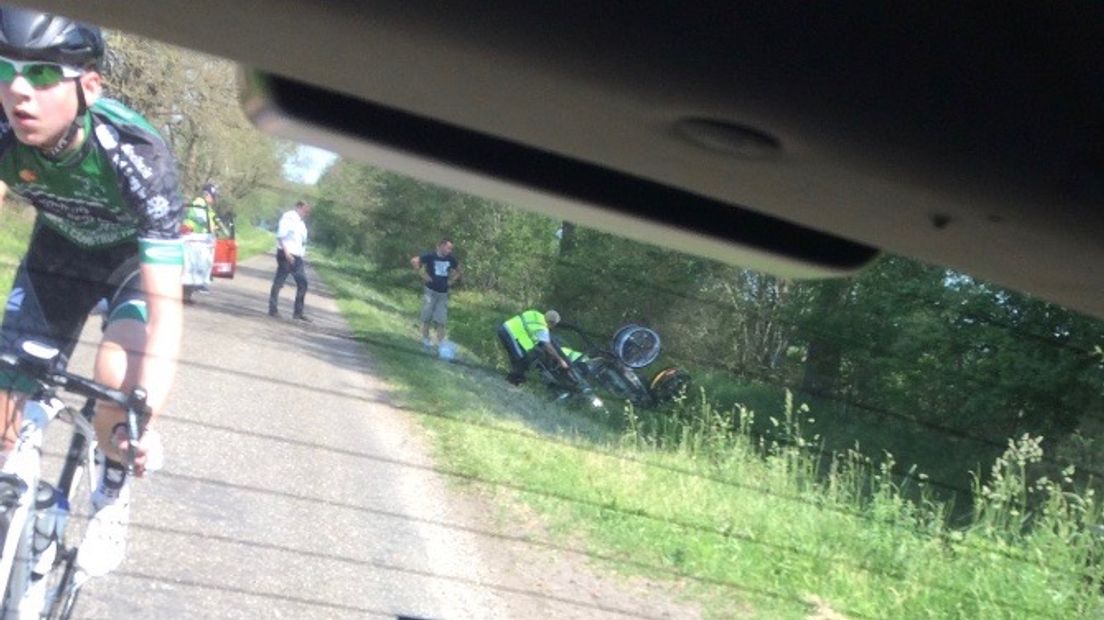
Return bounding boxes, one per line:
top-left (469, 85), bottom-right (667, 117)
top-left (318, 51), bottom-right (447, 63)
top-left (314, 250), bottom-right (1104, 619)
top-left (308, 155), bottom-right (1104, 512)
top-left (0, 201), bottom-right (34, 293)
top-left (101, 32), bottom-right (292, 210)
top-left (231, 221), bottom-right (275, 261)
top-left (313, 162), bottom-right (559, 301)
top-left (233, 181), bottom-right (317, 230)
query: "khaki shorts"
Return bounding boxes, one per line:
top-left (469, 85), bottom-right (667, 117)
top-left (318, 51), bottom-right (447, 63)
top-left (420, 287), bottom-right (449, 325)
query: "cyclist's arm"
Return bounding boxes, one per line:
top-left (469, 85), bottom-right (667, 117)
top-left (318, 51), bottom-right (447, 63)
top-left (541, 342), bottom-right (570, 368)
top-left (137, 259), bottom-right (182, 416)
top-left (102, 115), bottom-right (186, 416)
top-left (535, 329), bottom-right (568, 368)
top-left (411, 254), bottom-right (431, 283)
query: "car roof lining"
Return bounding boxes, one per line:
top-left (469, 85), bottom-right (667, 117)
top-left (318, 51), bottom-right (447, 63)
top-left (23, 0), bottom-right (1104, 317)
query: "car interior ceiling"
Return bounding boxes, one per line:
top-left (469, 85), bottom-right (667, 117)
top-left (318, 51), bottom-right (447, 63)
top-left (27, 1), bottom-right (1104, 318)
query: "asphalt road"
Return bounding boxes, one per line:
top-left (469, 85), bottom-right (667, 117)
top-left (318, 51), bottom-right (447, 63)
top-left (41, 253), bottom-right (695, 620)
top-left (47, 254), bottom-right (502, 619)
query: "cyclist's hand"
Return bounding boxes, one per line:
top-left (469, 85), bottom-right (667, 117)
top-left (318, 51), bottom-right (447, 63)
top-left (559, 359), bottom-right (570, 370)
top-left (112, 428), bottom-right (164, 478)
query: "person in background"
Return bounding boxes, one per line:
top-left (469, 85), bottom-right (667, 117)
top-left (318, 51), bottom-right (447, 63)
top-left (410, 237), bottom-right (460, 349)
top-left (268, 200), bottom-right (311, 321)
top-left (182, 183), bottom-right (217, 236)
top-left (181, 183), bottom-right (218, 301)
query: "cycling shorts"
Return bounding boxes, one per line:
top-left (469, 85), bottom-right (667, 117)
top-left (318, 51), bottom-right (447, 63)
top-left (0, 224), bottom-right (145, 393)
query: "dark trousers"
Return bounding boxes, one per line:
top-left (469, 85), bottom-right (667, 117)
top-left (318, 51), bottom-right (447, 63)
top-left (269, 252), bottom-right (308, 316)
top-left (497, 324), bottom-right (530, 384)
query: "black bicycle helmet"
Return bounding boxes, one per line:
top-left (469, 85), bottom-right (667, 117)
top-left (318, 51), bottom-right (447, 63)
top-left (0, 8), bottom-right (103, 67)
top-left (202, 183), bottom-right (219, 198)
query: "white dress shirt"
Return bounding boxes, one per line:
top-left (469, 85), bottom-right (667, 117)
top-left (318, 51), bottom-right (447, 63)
top-left (276, 209), bottom-right (308, 257)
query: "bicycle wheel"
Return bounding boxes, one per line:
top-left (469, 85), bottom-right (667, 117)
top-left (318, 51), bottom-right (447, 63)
top-left (650, 367), bottom-right (692, 403)
top-left (0, 475), bottom-right (37, 617)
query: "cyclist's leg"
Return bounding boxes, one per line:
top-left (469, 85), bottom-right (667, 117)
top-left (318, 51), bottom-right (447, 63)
top-left (89, 263), bottom-right (146, 472)
top-left (0, 229), bottom-right (106, 462)
top-left (0, 260), bottom-right (43, 457)
top-left (76, 265), bottom-right (145, 578)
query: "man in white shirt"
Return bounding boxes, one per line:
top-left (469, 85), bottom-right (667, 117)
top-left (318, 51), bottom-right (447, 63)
top-left (268, 200), bottom-right (312, 321)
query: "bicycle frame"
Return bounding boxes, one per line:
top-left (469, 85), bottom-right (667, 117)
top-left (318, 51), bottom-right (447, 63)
top-left (42, 402), bottom-right (99, 619)
top-left (0, 394), bottom-right (64, 618)
top-left (0, 394), bottom-right (100, 620)
top-left (0, 342), bottom-right (149, 620)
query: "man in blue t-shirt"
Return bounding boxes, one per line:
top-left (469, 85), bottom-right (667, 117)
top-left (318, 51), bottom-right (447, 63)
top-left (410, 238), bottom-right (460, 348)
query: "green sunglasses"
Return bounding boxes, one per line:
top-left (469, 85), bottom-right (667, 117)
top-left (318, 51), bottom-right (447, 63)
top-left (0, 55), bottom-right (82, 88)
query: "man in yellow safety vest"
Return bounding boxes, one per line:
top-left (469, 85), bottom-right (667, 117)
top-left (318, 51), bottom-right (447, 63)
top-left (496, 309), bottom-right (570, 385)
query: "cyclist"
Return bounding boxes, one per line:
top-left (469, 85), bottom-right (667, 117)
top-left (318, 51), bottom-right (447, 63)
top-left (0, 8), bottom-right (184, 577)
top-left (496, 309), bottom-right (570, 385)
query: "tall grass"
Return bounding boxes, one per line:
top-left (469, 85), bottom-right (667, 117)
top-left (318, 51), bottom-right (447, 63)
top-left (619, 387), bottom-right (1103, 618)
top-left (312, 252), bottom-right (1104, 619)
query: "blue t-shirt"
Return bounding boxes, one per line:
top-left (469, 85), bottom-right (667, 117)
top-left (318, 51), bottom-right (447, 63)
top-left (420, 251), bottom-right (458, 293)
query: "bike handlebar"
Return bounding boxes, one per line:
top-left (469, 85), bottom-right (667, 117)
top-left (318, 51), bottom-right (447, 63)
top-left (0, 349), bottom-right (152, 472)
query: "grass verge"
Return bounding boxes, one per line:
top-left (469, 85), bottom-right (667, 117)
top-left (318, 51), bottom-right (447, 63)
top-left (280, 252), bottom-right (1104, 619)
top-left (0, 204), bottom-right (34, 292)
top-left (234, 221), bottom-right (274, 260)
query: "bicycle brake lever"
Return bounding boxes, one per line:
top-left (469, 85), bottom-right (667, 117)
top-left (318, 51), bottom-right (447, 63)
top-left (125, 387), bottom-right (150, 473)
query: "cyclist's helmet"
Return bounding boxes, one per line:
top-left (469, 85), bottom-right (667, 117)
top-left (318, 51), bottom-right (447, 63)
top-left (0, 8), bottom-right (103, 67)
top-left (202, 183), bottom-right (220, 199)
top-left (545, 310), bottom-right (561, 326)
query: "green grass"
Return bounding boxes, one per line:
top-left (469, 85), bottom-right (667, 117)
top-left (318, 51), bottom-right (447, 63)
top-left (317, 251), bottom-right (1103, 619)
top-left (681, 370), bottom-right (999, 518)
top-left (0, 204), bottom-right (34, 293)
top-left (233, 221), bottom-right (274, 260)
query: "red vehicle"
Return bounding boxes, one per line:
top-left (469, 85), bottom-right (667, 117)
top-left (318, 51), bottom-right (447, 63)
top-left (212, 234), bottom-right (237, 279)
top-left (212, 216), bottom-right (237, 279)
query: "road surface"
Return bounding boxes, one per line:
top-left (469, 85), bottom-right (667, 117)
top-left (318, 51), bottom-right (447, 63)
top-left (49, 253), bottom-right (696, 619)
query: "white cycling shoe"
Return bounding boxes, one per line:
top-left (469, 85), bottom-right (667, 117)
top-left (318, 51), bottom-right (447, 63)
top-left (74, 490), bottom-right (130, 578)
top-left (73, 431), bottom-right (163, 579)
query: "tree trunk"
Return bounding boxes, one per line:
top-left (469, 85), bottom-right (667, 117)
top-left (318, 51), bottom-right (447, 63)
top-left (800, 280), bottom-right (850, 396)
top-left (558, 221), bottom-right (578, 254)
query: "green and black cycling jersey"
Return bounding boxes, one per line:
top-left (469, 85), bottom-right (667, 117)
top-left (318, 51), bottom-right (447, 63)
top-left (0, 98), bottom-right (185, 391)
top-left (0, 97), bottom-right (184, 265)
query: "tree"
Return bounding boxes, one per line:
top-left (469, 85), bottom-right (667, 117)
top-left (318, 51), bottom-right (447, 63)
top-left (101, 32), bottom-right (289, 202)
